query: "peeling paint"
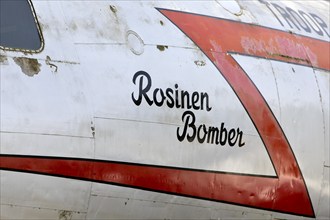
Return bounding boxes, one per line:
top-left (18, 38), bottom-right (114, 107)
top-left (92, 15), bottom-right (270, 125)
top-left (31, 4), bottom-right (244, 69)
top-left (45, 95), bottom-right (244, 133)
top-left (58, 210), bottom-right (73, 220)
top-left (157, 45), bottom-right (168, 51)
top-left (110, 5), bottom-right (117, 14)
top-left (13, 57), bottom-right (41, 77)
top-left (268, 52), bottom-right (310, 64)
top-left (194, 60), bottom-right (206, 66)
top-left (0, 55), bottom-right (9, 65)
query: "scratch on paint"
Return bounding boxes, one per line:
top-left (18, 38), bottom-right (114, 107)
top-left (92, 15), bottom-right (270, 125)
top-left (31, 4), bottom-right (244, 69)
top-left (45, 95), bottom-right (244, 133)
top-left (268, 52), bottom-right (310, 64)
top-left (45, 56), bottom-right (80, 65)
top-left (46, 56), bottom-right (58, 73)
top-left (270, 62), bottom-right (282, 122)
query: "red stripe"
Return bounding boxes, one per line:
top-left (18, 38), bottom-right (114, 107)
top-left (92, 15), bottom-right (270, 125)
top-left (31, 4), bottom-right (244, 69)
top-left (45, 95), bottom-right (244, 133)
top-left (0, 155), bottom-right (311, 216)
top-left (156, 9), bottom-right (323, 217)
top-left (0, 156), bottom-right (277, 208)
top-left (1, 9), bottom-right (328, 217)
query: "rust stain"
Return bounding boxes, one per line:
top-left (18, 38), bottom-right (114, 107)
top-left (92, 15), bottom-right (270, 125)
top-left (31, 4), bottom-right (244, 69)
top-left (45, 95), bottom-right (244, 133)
top-left (157, 45), bottom-right (168, 51)
top-left (13, 57), bottom-right (41, 77)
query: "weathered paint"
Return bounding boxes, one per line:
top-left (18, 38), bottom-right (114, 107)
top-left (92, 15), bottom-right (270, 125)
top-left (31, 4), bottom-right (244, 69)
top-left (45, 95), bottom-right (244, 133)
top-left (156, 45), bottom-right (168, 51)
top-left (0, 55), bottom-right (8, 65)
top-left (0, 0), bottom-right (329, 219)
top-left (13, 57), bottom-right (41, 77)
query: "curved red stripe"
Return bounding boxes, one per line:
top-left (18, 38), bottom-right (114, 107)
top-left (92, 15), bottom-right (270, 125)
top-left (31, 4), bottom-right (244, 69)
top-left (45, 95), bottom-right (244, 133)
top-left (1, 9), bottom-right (327, 218)
top-left (0, 156), bottom-right (280, 211)
top-left (0, 154), bottom-right (312, 217)
top-left (157, 9), bottom-right (324, 217)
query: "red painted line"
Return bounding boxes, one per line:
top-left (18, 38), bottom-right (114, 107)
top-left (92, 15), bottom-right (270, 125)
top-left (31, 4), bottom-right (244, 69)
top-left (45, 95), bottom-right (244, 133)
top-left (0, 156), bottom-right (278, 209)
top-left (157, 9), bottom-right (329, 217)
top-left (1, 9), bottom-right (329, 217)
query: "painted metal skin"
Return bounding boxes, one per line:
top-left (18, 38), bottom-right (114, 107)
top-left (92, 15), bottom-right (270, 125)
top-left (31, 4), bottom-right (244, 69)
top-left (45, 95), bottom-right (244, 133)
top-left (0, 0), bottom-right (329, 219)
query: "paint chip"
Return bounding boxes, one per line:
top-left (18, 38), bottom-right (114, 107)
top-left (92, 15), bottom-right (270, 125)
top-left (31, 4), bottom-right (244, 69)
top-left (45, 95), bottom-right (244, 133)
top-left (13, 57), bottom-right (41, 77)
top-left (157, 45), bottom-right (168, 51)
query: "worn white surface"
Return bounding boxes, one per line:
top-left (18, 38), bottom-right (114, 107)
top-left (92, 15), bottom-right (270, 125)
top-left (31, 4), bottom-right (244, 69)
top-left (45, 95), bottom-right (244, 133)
top-left (0, 0), bottom-right (329, 219)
